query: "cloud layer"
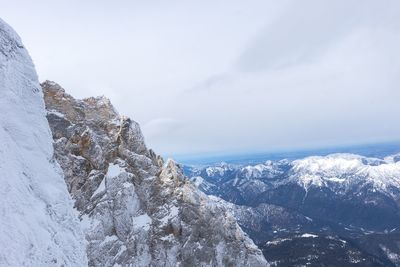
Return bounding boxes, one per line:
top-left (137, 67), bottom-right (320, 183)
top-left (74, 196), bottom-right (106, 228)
top-left (3, 0), bottom-right (400, 157)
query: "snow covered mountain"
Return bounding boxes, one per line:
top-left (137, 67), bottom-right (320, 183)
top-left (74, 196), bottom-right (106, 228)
top-left (0, 18), bottom-right (267, 266)
top-left (42, 81), bottom-right (268, 266)
top-left (189, 153), bottom-right (400, 205)
top-left (186, 153), bottom-right (400, 266)
top-left (290, 153), bottom-right (400, 192)
top-left (0, 19), bottom-right (87, 266)
top-left (5, 14), bottom-right (399, 266)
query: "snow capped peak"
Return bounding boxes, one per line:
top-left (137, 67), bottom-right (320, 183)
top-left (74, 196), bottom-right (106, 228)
top-left (291, 153), bottom-right (400, 192)
top-left (205, 162), bottom-right (237, 177)
top-left (384, 153), bottom-right (400, 163)
top-left (189, 151), bottom-right (400, 200)
top-left (240, 162), bottom-right (284, 179)
top-left (293, 153), bottom-right (362, 170)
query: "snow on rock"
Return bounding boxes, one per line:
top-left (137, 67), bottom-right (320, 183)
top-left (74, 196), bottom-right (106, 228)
top-left (205, 162), bottom-right (236, 177)
top-left (301, 233), bottom-right (318, 238)
top-left (291, 153), bottom-right (400, 192)
top-left (132, 213), bottom-right (152, 231)
top-left (0, 18), bottom-right (87, 266)
top-left (380, 245), bottom-right (400, 266)
top-left (189, 152), bottom-right (400, 200)
top-left (43, 81), bottom-right (268, 266)
top-left (240, 161), bottom-right (284, 179)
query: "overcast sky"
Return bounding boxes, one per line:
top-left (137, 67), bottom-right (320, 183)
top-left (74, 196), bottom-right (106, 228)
top-left (2, 0), bottom-right (400, 157)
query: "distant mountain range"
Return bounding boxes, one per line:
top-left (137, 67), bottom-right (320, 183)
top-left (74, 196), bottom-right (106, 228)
top-left (185, 151), bottom-right (400, 266)
top-left (177, 141), bottom-right (400, 166)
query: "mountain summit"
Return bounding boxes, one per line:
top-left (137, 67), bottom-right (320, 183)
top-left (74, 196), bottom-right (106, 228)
top-left (42, 80), bottom-right (268, 266)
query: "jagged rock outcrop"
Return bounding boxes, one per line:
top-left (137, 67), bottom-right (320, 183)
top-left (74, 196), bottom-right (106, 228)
top-left (42, 81), bottom-right (268, 267)
top-left (0, 19), bottom-right (87, 266)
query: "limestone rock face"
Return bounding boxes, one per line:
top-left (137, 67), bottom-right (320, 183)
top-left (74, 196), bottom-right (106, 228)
top-left (42, 81), bottom-right (268, 267)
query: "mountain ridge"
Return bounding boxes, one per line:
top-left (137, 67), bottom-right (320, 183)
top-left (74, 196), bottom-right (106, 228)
top-left (186, 152), bottom-right (400, 266)
top-left (42, 80), bottom-right (268, 266)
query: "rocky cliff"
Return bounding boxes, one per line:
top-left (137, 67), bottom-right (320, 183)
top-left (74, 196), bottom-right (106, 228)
top-left (42, 81), bottom-right (268, 267)
top-left (0, 19), bottom-right (87, 266)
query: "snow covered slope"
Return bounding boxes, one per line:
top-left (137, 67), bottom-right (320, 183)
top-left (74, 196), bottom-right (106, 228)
top-left (0, 19), bottom-right (87, 266)
top-left (290, 153), bottom-right (400, 192)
